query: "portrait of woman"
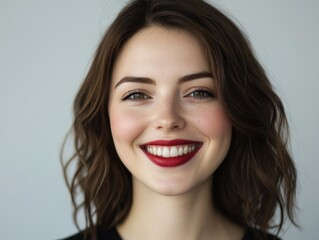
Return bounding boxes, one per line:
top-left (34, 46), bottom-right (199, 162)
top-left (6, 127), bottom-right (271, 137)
top-left (61, 0), bottom-right (297, 239)
top-left (5, 0), bottom-right (319, 239)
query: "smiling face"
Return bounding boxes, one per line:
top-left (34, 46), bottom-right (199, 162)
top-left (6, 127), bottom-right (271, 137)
top-left (108, 26), bottom-right (232, 196)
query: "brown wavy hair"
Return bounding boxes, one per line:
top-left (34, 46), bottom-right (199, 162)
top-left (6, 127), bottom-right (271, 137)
top-left (62, 0), bottom-right (297, 239)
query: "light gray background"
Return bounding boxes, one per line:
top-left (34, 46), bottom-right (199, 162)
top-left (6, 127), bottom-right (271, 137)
top-left (0, 0), bottom-right (318, 239)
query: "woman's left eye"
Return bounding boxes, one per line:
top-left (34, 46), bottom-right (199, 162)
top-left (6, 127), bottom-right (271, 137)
top-left (186, 88), bottom-right (215, 100)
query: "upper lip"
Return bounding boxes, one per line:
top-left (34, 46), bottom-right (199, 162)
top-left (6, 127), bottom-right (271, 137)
top-left (141, 139), bottom-right (202, 147)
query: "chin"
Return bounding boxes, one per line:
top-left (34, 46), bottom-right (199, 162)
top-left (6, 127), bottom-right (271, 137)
top-left (144, 175), bottom-right (212, 197)
top-left (152, 184), bottom-right (192, 196)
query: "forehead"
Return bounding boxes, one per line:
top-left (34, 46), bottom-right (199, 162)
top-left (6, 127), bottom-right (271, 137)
top-left (111, 26), bottom-right (210, 81)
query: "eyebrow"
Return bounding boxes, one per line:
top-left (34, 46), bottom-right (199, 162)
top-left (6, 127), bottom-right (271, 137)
top-left (114, 71), bottom-right (213, 89)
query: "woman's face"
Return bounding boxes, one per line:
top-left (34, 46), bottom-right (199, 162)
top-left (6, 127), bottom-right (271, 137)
top-left (108, 26), bottom-right (232, 196)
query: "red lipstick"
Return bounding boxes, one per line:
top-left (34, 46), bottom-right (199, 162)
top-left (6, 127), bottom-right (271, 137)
top-left (141, 139), bottom-right (202, 167)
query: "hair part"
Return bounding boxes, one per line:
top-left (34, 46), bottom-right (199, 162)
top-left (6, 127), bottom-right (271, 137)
top-left (62, 0), bottom-right (297, 239)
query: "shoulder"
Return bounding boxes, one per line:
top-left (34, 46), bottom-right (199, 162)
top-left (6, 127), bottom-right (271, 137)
top-left (61, 227), bottom-right (280, 240)
top-left (59, 231), bottom-right (84, 240)
top-left (243, 228), bottom-right (281, 240)
top-left (59, 227), bottom-right (122, 240)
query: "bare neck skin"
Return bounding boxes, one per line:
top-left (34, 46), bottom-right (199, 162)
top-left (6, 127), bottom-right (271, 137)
top-left (117, 177), bottom-right (244, 240)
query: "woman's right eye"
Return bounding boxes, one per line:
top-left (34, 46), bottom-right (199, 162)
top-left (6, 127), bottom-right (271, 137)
top-left (122, 90), bottom-right (151, 101)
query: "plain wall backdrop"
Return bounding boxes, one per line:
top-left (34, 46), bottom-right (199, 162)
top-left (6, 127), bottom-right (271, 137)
top-left (0, 0), bottom-right (318, 239)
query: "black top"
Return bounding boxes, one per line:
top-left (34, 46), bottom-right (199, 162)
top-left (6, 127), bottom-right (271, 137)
top-left (61, 227), bottom-right (281, 240)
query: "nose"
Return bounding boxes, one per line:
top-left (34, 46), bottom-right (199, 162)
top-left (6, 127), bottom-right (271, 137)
top-left (152, 100), bottom-right (186, 131)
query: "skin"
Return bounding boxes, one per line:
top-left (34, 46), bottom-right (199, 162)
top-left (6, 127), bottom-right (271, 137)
top-left (108, 26), bottom-right (244, 240)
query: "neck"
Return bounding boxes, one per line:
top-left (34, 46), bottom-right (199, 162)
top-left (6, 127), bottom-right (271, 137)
top-left (117, 177), bottom-right (244, 240)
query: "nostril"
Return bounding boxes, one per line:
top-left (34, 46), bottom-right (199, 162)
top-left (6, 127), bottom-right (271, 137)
top-left (153, 115), bottom-right (185, 131)
top-left (152, 102), bottom-right (186, 131)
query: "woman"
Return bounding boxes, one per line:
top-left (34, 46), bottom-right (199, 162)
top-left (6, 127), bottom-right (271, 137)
top-left (62, 0), bottom-right (297, 239)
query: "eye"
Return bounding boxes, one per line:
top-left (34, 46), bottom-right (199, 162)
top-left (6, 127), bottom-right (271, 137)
top-left (122, 89), bottom-right (151, 101)
top-left (186, 88), bottom-right (215, 100)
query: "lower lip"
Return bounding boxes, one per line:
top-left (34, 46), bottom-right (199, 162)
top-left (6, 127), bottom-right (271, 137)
top-left (142, 145), bottom-right (202, 167)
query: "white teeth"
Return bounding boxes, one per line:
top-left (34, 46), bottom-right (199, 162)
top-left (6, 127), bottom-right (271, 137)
top-left (190, 146), bottom-right (195, 152)
top-left (178, 147), bottom-right (184, 156)
top-left (162, 147), bottom-right (169, 157)
top-left (157, 148), bottom-right (162, 156)
top-left (170, 146), bottom-right (178, 157)
top-left (183, 146), bottom-right (188, 154)
top-left (145, 144), bottom-right (198, 158)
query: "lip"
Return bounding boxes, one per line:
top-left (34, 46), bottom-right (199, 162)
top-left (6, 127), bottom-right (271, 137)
top-left (141, 139), bottom-right (202, 167)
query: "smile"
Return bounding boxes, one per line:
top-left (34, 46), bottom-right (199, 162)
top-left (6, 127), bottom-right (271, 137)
top-left (146, 145), bottom-right (196, 158)
top-left (141, 139), bottom-right (202, 167)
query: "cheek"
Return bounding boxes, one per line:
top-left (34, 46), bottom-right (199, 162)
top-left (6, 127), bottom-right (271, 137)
top-left (195, 104), bottom-right (232, 138)
top-left (109, 107), bottom-right (146, 146)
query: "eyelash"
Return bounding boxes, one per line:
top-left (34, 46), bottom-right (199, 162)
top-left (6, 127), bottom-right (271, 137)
top-left (121, 88), bottom-right (215, 102)
top-left (122, 89), bottom-right (151, 101)
top-left (185, 88), bottom-right (215, 100)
